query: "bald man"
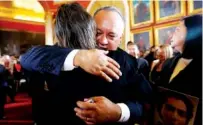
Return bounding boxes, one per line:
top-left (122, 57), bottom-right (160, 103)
top-left (20, 5), bottom-right (152, 125)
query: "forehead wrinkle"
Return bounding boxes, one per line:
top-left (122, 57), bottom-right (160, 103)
top-left (94, 10), bottom-right (124, 34)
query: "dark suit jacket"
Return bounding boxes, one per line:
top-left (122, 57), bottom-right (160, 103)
top-left (20, 45), bottom-right (72, 75)
top-left (0, 64), bottom-right (9, 88)
top-left (158, 54), bottom-right (202, 125)
top-left (144, 51), bottom-right (155, 68)
top-left (137, 58), bottom-right (150, 80)
top-left (20, 46), bottom-right (152, 125)
top-left (0, 64), bottom-right (7, 110)
top-left (0, 64), bottom-right (6, 87)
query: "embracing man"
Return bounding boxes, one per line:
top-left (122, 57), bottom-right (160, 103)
top-left (21, 3), bottom-right (152, 125)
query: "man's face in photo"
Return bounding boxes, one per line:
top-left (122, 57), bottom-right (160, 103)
top-left (94, 10), bottom-right (124, 50)
top-left (161, 97), bottom-right (188, 125)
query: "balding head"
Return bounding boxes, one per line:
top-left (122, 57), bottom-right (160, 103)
top-left (94, 6), bottom-right (125, 24)
top-left (93, 6), bottom-right (125, 50)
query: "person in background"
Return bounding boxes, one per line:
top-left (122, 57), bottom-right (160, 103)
top-left (0, 59), bottom-right (8, 119)
top-left (13, 61), bottom-right (22, 92)
top-left (127, 41), bottom-right (150, 80)
top-left (3, 59), bottom-right (15, 103)
top-left (150, 44), bottom-right (173, 85)
top-left (144, 45), bottom-right (158, 68)
top-left (159, 14), bottom-right (202, 125)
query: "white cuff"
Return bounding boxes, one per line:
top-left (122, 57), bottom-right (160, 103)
top-left (117, 103), bottom-right (130, 122)
top-left (62, 50), bottom-right (79, 71)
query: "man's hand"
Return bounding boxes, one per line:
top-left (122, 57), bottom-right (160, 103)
top-left (74, 49), bottom-right (122, 82)
top-left (74, 96), bottom-right (121, 125)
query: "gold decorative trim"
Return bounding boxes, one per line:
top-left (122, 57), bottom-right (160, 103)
top-left (0, 7), bottom-right (45, 23)
top-left (187, 1), bottom-right (203, 15)
top-left (129, 1), bottom-right (154, 28)
top-left (0, 17), bottom-right (45, 25)
top-left (53, 1), bottom-right (72, 5)
top-left (0, 28), bottom-right (45, 34)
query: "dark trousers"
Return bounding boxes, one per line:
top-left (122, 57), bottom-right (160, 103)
top-left (32, 90), bottom-right (51, 125)
top-left (6, 86), bottom-right (15, 102)
top-left (0, 87), bottom-right (6, 118)
top-left (7, 78), bottom-right (16, 102)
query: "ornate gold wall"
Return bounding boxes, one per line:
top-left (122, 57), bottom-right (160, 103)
top-left (129, 0), bottom-right (202, 52)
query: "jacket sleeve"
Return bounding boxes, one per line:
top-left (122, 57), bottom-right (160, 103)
top-left (139, 58), bottom-right (150, 81)
top-left (20, 45), bottom-right (72, 75)
top-left (124, 55), bottom-right (153, 124)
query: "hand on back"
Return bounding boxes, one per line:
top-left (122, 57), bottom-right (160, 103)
top-left (74, 49), bottom-right (122, 82)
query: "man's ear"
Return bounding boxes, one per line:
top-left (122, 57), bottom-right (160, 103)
top-left (119, 36), bottom-right (122, 40)
top-left (119, 33), bottom-right (124, 45)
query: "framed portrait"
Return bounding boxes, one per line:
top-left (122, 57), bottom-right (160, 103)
top-left (130, 27), bottom-right (153, 52)
top-left (129, 0), bottom-right (154, 28)
top-left (0, 30), bottom-right (45, 56)
top-left (154, 22), bottom-right (179, 46)
top-left (154, 87), bottom-right (199, 125)
top-left (188, 0), bottom-right (203, 15)
top-left (155, 1), bottom-right (186, 22)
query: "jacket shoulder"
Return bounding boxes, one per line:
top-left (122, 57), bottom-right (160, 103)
top-left (108, 48), bottom-right (138, 67)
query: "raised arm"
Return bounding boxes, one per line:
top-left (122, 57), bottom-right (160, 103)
top-left (20, 45), bottom-right (71, 75)
top-left (20, 45), bottom-right (122, 82)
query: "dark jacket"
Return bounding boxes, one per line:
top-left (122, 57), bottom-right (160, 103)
top-left (157, 54), bottom-right (202, 125)
top-left (0, 64), bottom-right (7, 88)
top-left (20, 46), bottom-right (153, 125)
top-left (137, 58), bottom-right (150, 80)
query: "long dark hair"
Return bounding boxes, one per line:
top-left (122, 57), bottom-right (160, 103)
top-left (182, 14), bottom-right (202, 60)
top-left (55, 2), bottom-right (96, 49)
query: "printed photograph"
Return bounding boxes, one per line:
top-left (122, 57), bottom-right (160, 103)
top-left (154, 87), bottom-right (199, 125)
